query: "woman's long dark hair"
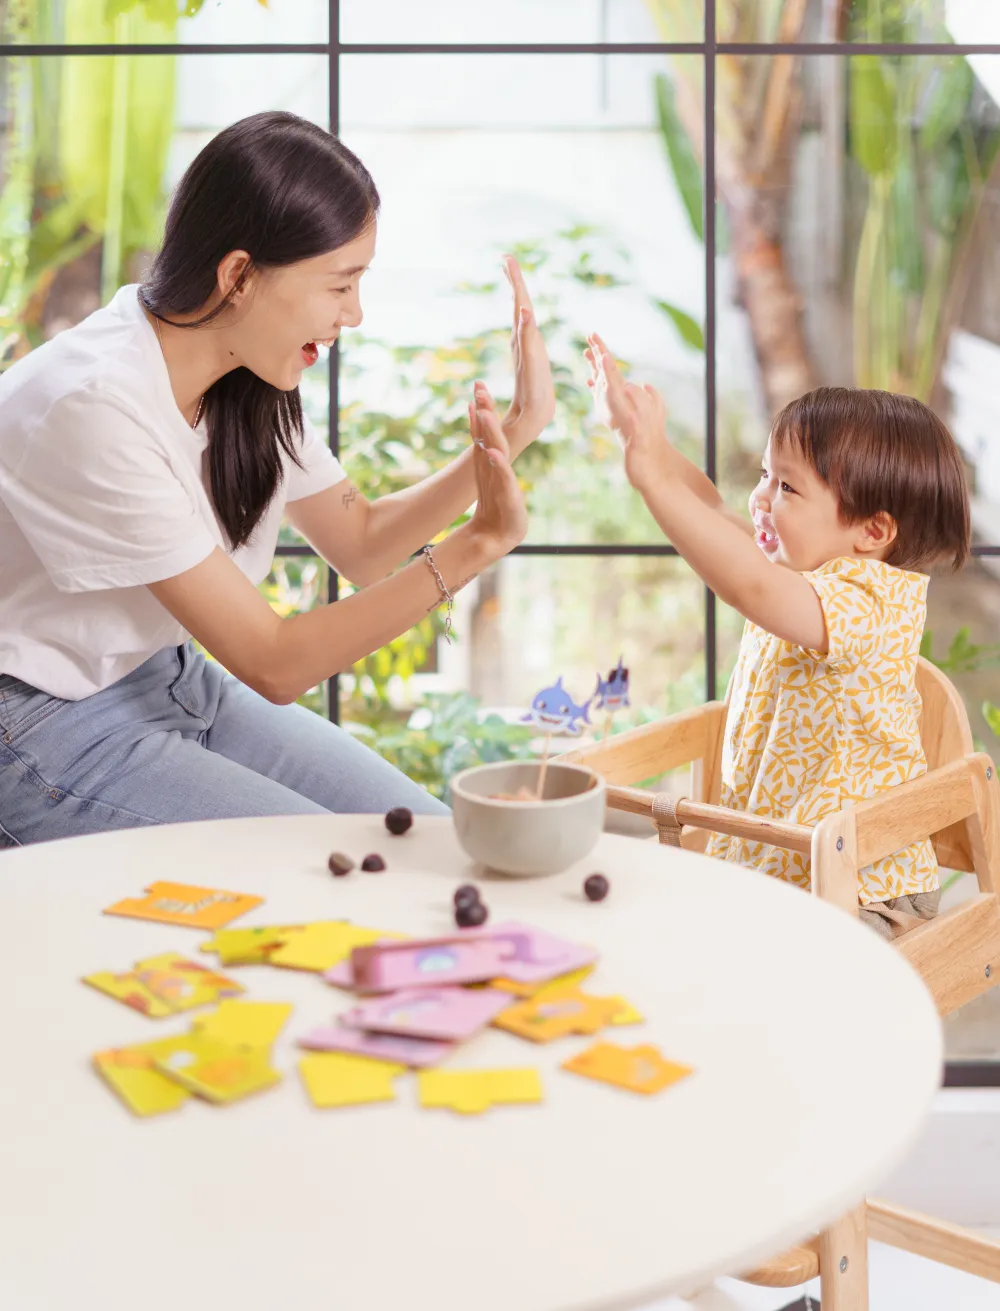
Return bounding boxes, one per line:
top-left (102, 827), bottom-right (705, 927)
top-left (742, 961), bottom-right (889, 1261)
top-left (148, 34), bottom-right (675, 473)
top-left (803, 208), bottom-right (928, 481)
top-left (140, 111), bottom-right (379, 548)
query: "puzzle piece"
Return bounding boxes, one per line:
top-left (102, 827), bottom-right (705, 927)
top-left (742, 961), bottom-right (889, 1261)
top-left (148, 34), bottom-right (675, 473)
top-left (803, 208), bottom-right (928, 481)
top-left (104, 881), bottom-right (263, 930)
top-left (83, 970), bottom-right (176, 1018)
top-left (92, 1047), bottom-right (190, 1117)
top-left (131, 953), bottom-right (245, 1011)
top-left (493, 987), bottom-right (622, 1043)
top-left (192, 1000), bottom-right (293, 1049)
top-left (606, 997), bottom-right (644, 1026)
top-left (272, 922), bottom-right (407, 973)
top-left (150, 1033), bottom-right (281, 1104)
top-left (200, 924), bottom-right (305, 966)
top-left (418, 1068), bottom-right (543, 1115)
top-left (489, 963), bottom-right (596, 998)
top-left (562, 1042), bottom-right (693, 1095)
top-left (298, 1052), bottom-right (405, 1109)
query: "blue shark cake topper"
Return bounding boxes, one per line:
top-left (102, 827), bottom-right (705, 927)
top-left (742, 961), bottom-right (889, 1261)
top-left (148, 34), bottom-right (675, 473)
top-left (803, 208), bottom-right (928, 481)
top-left (522, 676), bottom-right (592, 737)
top-left (594, 656), bottom-right (630, 714)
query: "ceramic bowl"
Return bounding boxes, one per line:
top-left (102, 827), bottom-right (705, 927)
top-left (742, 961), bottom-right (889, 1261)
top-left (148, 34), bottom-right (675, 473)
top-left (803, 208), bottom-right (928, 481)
top-left (449, 760), bottom-right (606, 877)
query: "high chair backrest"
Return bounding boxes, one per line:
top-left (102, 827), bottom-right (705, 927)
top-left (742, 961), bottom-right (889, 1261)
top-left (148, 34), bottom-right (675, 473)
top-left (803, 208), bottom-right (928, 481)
top-left (913, 657), bottom-right (977, 872)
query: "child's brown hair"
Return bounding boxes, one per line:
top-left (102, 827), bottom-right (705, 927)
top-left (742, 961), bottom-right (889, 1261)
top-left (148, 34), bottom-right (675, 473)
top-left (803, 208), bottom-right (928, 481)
top-left (771, 386), bottom-right (970, 572)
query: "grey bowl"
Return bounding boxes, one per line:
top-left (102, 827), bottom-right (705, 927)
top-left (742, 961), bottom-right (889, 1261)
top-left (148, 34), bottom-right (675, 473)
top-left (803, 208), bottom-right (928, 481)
top-left (449, 760), bottom-right (606, 877)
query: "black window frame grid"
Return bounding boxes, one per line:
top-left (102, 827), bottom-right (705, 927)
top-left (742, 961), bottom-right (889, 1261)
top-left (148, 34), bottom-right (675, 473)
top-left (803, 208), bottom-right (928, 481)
top-left (8, 1), bottom-right (1000, 1085)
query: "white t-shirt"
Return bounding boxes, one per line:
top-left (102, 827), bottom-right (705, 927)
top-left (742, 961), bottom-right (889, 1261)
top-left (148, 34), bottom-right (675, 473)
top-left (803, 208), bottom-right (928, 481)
top-left (0, 285), bottom-right (346, 700)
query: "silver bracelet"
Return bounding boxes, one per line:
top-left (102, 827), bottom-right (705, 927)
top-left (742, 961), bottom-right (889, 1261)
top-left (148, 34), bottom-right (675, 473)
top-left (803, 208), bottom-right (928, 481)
top-left (421, 546), bottom-right (454, 644)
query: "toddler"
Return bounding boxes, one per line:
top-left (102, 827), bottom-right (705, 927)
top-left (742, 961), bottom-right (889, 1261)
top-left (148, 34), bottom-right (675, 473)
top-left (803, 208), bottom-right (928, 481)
top-left (587, 335), bottom-right (971, 939)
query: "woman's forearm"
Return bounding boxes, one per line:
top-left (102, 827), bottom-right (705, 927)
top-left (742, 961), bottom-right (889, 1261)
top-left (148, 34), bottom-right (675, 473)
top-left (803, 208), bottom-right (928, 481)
top-left (359, 446), bottom-right (482, 578)
top-left (268, 522), bottom-right (490, 702)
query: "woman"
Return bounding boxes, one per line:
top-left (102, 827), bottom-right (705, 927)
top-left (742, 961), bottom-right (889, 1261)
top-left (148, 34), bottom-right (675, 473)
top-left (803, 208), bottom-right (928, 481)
top-left (0, 111), bottom-right (554, 848)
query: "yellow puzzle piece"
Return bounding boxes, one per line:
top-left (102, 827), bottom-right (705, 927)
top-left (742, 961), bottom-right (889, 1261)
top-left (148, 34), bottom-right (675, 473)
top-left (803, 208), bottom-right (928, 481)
top-left (562, 1041), bottom-right (693, 1095)
top-left (93, 1047), bottom-right (190, 1118)
top-left (269, 922), bottom-right (406, 972)
top-left (149, 1033), bottom-right (282, 1104)
top-left (418, 1068), bottom-right (543, 1115)
top-left (201, 924), bottom-right (305, 966)
top-left (298, 1052), bottom-right (405, 1109)
top-left (83, 971), bottom-right (175, 1019)
top-left (489, 964), bottom-right (595, 998)
top-left (192, 1000), bottom-right (293, 1049)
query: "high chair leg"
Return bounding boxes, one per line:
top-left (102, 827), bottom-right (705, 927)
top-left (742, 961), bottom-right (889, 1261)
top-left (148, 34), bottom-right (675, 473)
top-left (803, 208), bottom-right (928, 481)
top-left (819, 1203), bottom-right (869, 1310)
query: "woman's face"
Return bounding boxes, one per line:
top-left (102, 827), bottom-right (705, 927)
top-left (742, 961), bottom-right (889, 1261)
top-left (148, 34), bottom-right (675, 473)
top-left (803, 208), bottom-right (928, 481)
top-left (225, 224), bottom-right (376, 390)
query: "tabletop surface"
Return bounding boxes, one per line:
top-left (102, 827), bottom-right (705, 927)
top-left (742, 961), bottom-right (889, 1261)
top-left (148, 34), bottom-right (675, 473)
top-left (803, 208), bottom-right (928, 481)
top-left (0, 814), bottom-right (942, 1311)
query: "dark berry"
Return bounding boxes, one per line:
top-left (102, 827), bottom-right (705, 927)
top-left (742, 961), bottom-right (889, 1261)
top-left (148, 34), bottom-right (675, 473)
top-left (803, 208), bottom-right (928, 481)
top-left (361, 853), bottom-right (386, 872)
top-left (584, 873), bottom-right (610, 902)
top-left (385, 807), bottom-right (413, 836)
top-left (455, 900), bottom-right (488, 929)
top-left (453, 883), bottom-right (480, 910)
top-left (327, 852), bottom-right (355, 877)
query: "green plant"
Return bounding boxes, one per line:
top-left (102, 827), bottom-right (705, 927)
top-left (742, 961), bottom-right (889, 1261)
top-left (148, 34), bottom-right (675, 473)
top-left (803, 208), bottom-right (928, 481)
top-left (344, 692), bottom-right (535, 802)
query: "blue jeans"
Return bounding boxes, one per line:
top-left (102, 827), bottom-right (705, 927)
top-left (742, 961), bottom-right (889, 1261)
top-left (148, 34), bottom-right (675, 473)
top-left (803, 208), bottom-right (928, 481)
top-left (0, 643), bottom-right (448, 848)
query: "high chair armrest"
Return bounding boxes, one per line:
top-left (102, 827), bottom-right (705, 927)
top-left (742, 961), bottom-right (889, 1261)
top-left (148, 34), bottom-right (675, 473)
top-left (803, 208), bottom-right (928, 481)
top-left (558, 701), bottom-right (728, 788)
top-left (605, 785), bottom-right (814, 853)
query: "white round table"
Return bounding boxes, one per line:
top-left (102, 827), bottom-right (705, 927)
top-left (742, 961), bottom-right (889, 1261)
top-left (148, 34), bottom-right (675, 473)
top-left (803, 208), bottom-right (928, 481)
top-left (0, 815), bottom-right (941, 1310)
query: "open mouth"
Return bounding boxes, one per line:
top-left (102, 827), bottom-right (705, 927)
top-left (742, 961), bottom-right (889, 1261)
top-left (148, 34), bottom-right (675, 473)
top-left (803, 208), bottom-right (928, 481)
top-left (756, 526), bottom-right (778, 552)
top-left (301, 342), bottom-right (319, 367)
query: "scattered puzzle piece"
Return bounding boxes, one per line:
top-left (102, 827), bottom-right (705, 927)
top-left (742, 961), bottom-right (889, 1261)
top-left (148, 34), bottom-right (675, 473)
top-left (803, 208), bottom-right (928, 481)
top-left (606, 997), bottom-right (644, 1026)
top-left (418, 1068), bottom-right (543, 1115)
top-left (489, 963), bottom-right (596, 998)
top-left (92, 1048), bottom-right (190, 1117)
top-left (272, 922), bottom-right (407, 973)
top-left (494, 987), bottom-right (622, 1043)
top-left (298, 1052), bottom-right (405, 1109)
top-left (83, 971), bottom-right (175, 1018)
top-left (150, 1034), bottom-right (281, 1104)
top-left (200, 924), bottom-right (305, 966)
top-left (192, 1000), bottom-right (292, 1049)
top-left (562, 1041), bottom-right (693, 1095)
top-left (104, 881), bottom-right (263, 930)
top-left (83, 955), bottom-right (244, 1017)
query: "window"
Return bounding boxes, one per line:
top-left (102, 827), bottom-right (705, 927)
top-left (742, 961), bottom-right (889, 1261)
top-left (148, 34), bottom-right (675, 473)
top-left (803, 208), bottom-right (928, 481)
top-left (4, 0), bottom-right (1000, 1080)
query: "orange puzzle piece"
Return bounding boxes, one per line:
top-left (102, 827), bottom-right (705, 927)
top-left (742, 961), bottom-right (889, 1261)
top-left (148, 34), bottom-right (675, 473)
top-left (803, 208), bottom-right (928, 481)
top-left (493, 987), bottom-right (621, 1043)
top-left (104, 881), bottom-right (263, 930)
top-left (562, 1041), bottom-right (693, 1095)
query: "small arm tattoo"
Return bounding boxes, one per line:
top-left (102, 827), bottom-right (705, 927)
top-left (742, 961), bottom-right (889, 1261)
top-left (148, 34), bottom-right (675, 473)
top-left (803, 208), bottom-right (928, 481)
top-left (341, 485), bottom-right (358, 510)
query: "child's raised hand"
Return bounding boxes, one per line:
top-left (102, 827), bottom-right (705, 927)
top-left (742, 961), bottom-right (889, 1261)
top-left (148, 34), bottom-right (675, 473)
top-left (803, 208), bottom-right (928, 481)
top-left (585, 333), bottom-right (670, 489)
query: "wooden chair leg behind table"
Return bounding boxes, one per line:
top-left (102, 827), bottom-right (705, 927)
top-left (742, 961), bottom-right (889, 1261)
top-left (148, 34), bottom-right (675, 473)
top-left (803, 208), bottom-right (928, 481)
top-left (818, 1204), bottom-right (870, 1310)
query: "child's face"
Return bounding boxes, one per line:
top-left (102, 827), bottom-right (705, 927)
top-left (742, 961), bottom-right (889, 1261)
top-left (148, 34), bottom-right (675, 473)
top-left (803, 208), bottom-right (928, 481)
top-left (749, 439), bottom-right (859, 572)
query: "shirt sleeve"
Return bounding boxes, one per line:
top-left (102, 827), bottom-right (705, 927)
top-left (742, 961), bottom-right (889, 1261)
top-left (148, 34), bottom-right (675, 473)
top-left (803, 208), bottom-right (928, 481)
top-left (284, 415), bottom-right (347, 502)
top-left (0, 391), bottom-right (217, 594)
top-left (804, 558), bottom-right (925, 672)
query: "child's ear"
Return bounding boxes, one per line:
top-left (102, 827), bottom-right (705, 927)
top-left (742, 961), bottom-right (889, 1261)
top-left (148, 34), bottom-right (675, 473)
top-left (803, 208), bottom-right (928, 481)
top-left (855, 510), bottom-right (898, 557)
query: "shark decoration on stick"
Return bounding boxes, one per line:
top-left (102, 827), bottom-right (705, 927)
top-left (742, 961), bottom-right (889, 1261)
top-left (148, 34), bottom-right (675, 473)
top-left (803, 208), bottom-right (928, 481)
top-left (522, 677), bottom-right (592, 738)
top-left (594, 657), bottom-right (630, 716)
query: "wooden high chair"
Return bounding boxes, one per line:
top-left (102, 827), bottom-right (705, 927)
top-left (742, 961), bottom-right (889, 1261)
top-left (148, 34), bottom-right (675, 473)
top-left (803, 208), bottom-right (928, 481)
top-left (561, 657), bottom-right (1000, 1308)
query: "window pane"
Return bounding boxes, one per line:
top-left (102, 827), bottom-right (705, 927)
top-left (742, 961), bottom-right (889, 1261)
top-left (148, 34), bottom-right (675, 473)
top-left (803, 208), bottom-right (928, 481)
top-left (339, 555), bottom-right (706, 799)
top-left (339, 53), bottom-right (706, 545)
top-left (0, 52), bottom-right (327, 347)
top-left (258, 556), bottom-right (329, 715)
top-left (2, 1), bottom-right (329, 45)
top-left (340, 0), bottom-right (681, 45)
top-left (715, 0), bottom-right (977, 44)
top-left (715, 51), bottom-right (1000, 526)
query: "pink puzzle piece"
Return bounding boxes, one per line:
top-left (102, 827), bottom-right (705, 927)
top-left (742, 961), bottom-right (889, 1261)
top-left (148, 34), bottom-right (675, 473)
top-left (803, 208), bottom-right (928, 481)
top-left (340, 986), bottom-right (510, 1042)
top-left (473, 922), bottom-right (598, 985)
top-left (350, 937), bottom-right (513, 993)
top-left (298, 1023), bottom-right (453, 1068)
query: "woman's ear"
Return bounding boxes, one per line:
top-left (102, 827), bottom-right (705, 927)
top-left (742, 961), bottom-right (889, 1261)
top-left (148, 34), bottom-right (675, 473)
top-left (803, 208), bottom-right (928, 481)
top-left (855, 510), bottom-right (898, 557)
top-left (216, 250), bottom-right (254, 301)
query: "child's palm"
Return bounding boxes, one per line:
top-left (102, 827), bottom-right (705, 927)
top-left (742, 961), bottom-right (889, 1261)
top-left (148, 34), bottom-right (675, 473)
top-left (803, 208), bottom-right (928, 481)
top-left (586, 334), bottom-right (669, 484)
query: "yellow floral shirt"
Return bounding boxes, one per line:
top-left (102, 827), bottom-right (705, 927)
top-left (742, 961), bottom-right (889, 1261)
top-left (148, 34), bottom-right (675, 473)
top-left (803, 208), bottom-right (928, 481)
top-left (706, 557), bottom-right (938, 904)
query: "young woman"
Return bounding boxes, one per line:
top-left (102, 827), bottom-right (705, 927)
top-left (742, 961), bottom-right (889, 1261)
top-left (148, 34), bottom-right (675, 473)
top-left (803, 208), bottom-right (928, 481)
top-left (0, 111), bottom-right (554, 848)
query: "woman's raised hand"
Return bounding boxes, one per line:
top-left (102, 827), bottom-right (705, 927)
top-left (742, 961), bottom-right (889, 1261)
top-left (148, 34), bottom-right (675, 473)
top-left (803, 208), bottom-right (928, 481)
top-left (501, 256), bottom-right (556, 454)
top-left (467, 384), bottom-right (528, 557)
top-left (585, 332), bottom-right (671, 491)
